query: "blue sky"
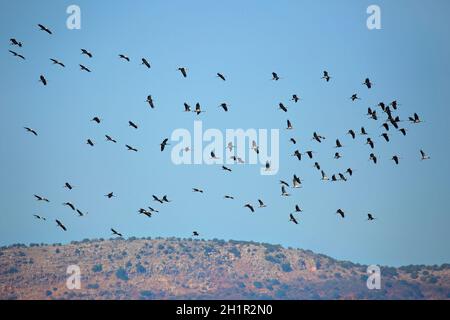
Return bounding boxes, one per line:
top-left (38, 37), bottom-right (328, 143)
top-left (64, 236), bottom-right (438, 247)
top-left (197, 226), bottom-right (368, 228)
top-left (0, 0), bottom-right (449, 267)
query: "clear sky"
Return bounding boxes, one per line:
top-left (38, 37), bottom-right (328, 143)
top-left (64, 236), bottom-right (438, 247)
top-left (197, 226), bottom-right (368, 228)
top-left (0, 0), bottom-right (449, 267)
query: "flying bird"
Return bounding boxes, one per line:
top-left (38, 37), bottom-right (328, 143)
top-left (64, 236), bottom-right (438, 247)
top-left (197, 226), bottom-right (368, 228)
top-left (244, 204), bottom-right (255, 213)
top-left (81, 49), bottom-right (93, 58)
top-left (192, 188), bottom-right (204, 193)
top-left (281, 185), bottom-right (290, 197)
top-left (292, 94), bottom-right (300, 103)
top-left (219, 103), bottom-right (229, 112)
top-left (366, 138), bottom-right (375, 149)
top-left (350, 94), bottom-right (361, 101)
top-left (184, 103), bottom-right (191, 112)
top-left (119, 54), bottom-right (130, 62)
top-left (91, 116), bottom-right (101, 124)
top-left (312, 132), bottom-right (325, 143)
top-left (347, 129), bottom-right (356, 139)
top-left (50, 58), bottom-right (65, 67)
top-left (178, 67), bottom-right (187, 78)
top-left (33, 214), bottom-right (46, 221)
top-left (420, 150), bottom-right (430, 160)
top-left (292, 175), bottom-right (302, 188)
top-left (217, 73), bottom-right (226, 81)
top-left (360, 127), bottom-right (368, 135)
top-left (10, 38), bottom-right (22, 47)
top-left (141, 58), bottom-right (151, 68)
top-left (192, 231), bottom-right (199, 237)
top-left (34, 195), bottom-right (50, 202)
top-left (128, 121), bottom-right (138, 129)
top-left (368, 213), bottom-right (375, 221)
top-left (105, 135), bottom-right (117, 143)
top-left (105, 192), bottom-right (115, 199)
top-left (409, 113), bottom-right (423, 124)
top-left (272, 72), bottom-right (280, 81)
top-left (391, 155), bottom-right (400, 165)
top-left (289, 214), bottom-right (298, 224)
top-left (258, 199), bottom-right (267, 208)
top-left (39, 75), bottom-right (47, 86)
top-left (160, 138), bottom-right (169, 151)
top-left (64, 182), bottom-right (74, 190)
top-left (126, 145), bottom-right (138, 152)
top-left (56, 219), bottom-right (67, 231)
top-left (293, 205), bottom-right (303, 213)
top-left (146, 95), bottom-right (155, 108)
top-left (194, 103), bottom-right (205, 115)
top-left (38, 24), bottom-right (52, 34)
top-left (278, 103), bottom-right (288, 112)
top-left (86, 139), bottom-right (94, 146)
top-left (363, 78), bottom-right (372, 89)
top-left (286, 120), bottom-right (293, 130)
top-left (63, 202), bottom-right (76, 211)
top-left (322, 71), bottom-right (331, 82)
top-left (222, 166), bottom-right (232, 172)
top-left (381, 133), bottom-right (390, 142)
top-left (111, 228), bottom-right (123, 237)
top-left (9, 50), bottom-right (25, 60)
top-left (336, 209), bottom-right (345, 218)
top-left (369, 153), bottom-right (377, 164)
top-left (153, 195), bottom-right (163, 204)
top-left (24, 127), bottom-right (37, 136)
top-left (79, 64), bottom-right (91, 72)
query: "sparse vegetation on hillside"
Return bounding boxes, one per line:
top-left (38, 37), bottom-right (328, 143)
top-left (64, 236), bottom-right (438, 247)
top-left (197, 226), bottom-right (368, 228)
top-left (0, 238), bottom-right (448, 300)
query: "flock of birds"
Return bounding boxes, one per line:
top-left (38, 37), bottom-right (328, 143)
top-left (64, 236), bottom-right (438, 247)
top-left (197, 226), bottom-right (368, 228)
top-left (9, 23), bottom-right (431, 239)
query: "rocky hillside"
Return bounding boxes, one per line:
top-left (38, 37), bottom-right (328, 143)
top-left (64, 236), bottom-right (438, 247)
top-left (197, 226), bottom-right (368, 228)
top-left (0, 238), bottom-right (449, 300)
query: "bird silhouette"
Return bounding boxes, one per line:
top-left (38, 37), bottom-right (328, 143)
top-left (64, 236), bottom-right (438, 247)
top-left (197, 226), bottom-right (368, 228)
top-left (141, 58), bottom-right (151, 68)
top-left (56, 219), bottom-right (67, 231)
top-left (50, 58), bottom-right (65, 67)
top-left (39, 75), bottom-right (47, 86)
top-left (160, 138), bottom-right (169, 151)
top-left (79, 64), bottom-right (91, 72)
top-left (336, 209), bottom-right (345, 218)
top-left (81, 49), bottom-right (93, 58)
top-left (111, 228), bottom-right (123, 237)
top-left (63, 202), bottom-right (76, 211)
top-left (126, 145), bottom-right (138, 152)
top-left (38, 24), bottom-right (52, 34)
top-left (105, 192), bottom-right (115, 199)
top-left (178, 67), bottom-right (187, 78)
top-left (289, 214), bottom-right (299, 224)
top-left (420, 150), bottom-right (430, 160)
top-left (146, 95), bottom-right (155, 109)
top-left (217, 73), bottom-right (226, 81)
top-left (128, 121), bottom-right (138, 129)
top-left (24, 127), bottom-right (37, 136)
top-left (322, 71), bottom-right (331, 82)
top-left (119, 54), bottom-right (130, 62)
top-left (244, 204), bottom-right (255, 213)
top-left (34, 195), bottom-right (50, 202)
top-left (9, 50), bottom-right (25, 60)
top-left (10, 38), bottom-right (22, 47)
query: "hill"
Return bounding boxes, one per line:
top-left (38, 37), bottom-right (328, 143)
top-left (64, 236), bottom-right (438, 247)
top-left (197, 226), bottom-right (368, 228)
top-left (0, 238), bottom-right (449, 300)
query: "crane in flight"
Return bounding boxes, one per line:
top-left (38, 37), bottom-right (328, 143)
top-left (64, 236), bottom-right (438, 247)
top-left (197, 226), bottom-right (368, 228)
top-left (38, 24), bottom-right (52, 34)
top-left (56, 219), bottom-right (67, 231)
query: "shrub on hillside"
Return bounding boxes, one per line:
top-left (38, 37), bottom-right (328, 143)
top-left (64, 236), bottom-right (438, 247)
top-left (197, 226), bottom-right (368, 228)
top-left (115, 267), bottom-right (129, 281)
